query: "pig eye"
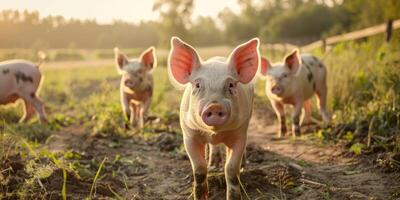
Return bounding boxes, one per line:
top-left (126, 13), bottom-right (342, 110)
top-left (226, 80), bottom-right (237, 96)
top-left (282, 74), bottom-right (288, 78)
top-left (193, 79), bottom-right (203, 91)
top-left (139, 77), bottom-right (143, 82)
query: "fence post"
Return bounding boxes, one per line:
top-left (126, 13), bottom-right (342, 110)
top-left (386, 19), bottom-right (393, 42)
top-left (322, 38), bottom-right (326, 53)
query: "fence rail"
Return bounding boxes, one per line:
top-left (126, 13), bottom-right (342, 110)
top-left (263, 19), bottom-right (400, 53)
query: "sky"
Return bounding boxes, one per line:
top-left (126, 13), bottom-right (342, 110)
top-left (0, 0), bottom-right (240, 23)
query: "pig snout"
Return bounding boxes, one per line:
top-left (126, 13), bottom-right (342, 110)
top-left (201, 103), bottom-right (230, 126)
top-left (271, 85), bottom-right (283, 96)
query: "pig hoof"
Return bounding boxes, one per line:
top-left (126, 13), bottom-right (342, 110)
top-left (278, 126), bottom-right (287, 138)
top-left (227, 188), bottom-right (241, 200)
top-left (293, 130), bottom-right (301, 138)
top-left (291, 126), bottom-right (301, 138)
top-left (296, 130), bottom-right (301, 137)
top-left (124, 123), bottom-right (131, 130)
top-left (278, 131), bottom-right (286, 138)
top-left (40, 118), bottom-right (49, 124)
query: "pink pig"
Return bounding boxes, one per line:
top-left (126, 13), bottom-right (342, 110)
top-left (260, 49), bottom-right (331, 138)
top-left (168, 37), bottom-right (260, 199)
top-left (114, 47), bottom-right (156, 129)
top-left (0, 53), bottom-right (47, 123)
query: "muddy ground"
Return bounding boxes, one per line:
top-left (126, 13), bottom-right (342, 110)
top-left (1, 103), bottom-right (387, 200)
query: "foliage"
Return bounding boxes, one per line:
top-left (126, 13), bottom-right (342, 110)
top-left (187, 16), bottom-right (224, 47)
top-left (261, 4), bottom-right (339, 43)
top-left (153, 0), bottom-right (194, 46)
top-left (0, 10), bottom-right (159, 49)
top-left (1, 1), bottom-right (400, 48)
top-left (317, 34), bottom-right (400, 157)
top-left (342, 0), bottom-right (400, 29)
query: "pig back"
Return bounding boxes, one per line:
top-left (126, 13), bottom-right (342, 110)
top-left (0, 60), bottom-right (42, 99)
top-left (297, 54), bottom-right (326, 100)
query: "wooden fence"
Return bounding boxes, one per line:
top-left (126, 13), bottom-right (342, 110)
top-left (262, 19), bottom-right (400, 53)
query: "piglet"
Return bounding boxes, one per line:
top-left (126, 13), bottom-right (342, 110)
top-left (260, 49), bottom-right (331, 138)
top-left (114, 47), bottom-right (156, 129)
top-left (168, 37), bottom-right (260, 199)
top-left (0, 52), bottom-right (47, 123)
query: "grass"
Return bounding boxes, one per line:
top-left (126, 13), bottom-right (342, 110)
top-left (89, 156), bottom-right (107, 198)
top-left (61, 165), bottom-right (67, 200)
top-left (317, 34), bottom-right (400, 158)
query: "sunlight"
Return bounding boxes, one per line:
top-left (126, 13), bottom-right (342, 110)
top-left (0, 0), bottom-right (240, 23)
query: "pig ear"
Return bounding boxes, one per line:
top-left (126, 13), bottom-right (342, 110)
top-left (260, 57), bottom-right (271, 76)
top-left (140, 46), bottom-right (156, 71)
top-left (228, 38), bottom-right (260, 84)
top-left (168, 37), bottom-right (201, 85)
top-left (284, 49), bottom-right (301, 74)
top-left (114, 47), bottom-right (128, 74)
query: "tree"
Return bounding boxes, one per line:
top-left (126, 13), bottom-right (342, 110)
top-left (342, 0), bottom-right (400, 29)
top-left (188, 16), bottom-right (223, 47)
top-left (153, 0), bottom-right (194, 46)
top-left (219, 7), bottom-right (260, 44)
top-left (261, 3), bottom-right (338, 44)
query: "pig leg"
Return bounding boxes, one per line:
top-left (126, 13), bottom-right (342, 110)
top-left (19, 100), bottom-right (35, 123)
top-left (271, 101), bottom-right (287, 137)
top-left (300, 100), bottom-right (312, 126)
top-left (138, 99), bottom-right (151, 129)
top-left (208, 144), bottom-right (223, 170)
top-left (292, 101), bottom-right (303, 137)
top-left (32, 98), bottom-right (47, 123)
top-left (121, 95), bottom-right (131, 129)
top-left (241, 148), bottom-right (247, 170)
top-left (20, 93), bottom-right (47, 123)
top-left (225, 135), bottom-right (246, 200)
top-left (184, 136), bottom-right (208, 200)
top-left (316, 84), bottom-right (331, 123)
top-left (130, 104), bottom-right (138, 128)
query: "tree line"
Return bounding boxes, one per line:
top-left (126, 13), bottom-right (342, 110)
top-left (0, 0), bottom-right (399, 49)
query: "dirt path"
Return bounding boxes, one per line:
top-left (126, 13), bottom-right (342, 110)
top-left (247, 111), bottom-right (400, 199)
top-left (43, 109), bottom-right (400, 200)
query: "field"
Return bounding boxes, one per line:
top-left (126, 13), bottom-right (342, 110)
top-left (1, 36), bottom-right (400, 199)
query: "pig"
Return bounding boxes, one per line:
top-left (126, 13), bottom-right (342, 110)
top-left (114, 47), bottom-right (156, 129)
top-left (0, 52), bottom-right (47, 123)
top-left (260, 49), bottom-right (331, 138)
top-left (168, 37), bottom-right (260, 200)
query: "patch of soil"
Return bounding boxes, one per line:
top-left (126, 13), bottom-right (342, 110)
top-left (149, 131), bottom-right (183, 151)
top-left (0, 154), bottom-right (30, 199)
top-left (4, 102), bottom-right (395, 199)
